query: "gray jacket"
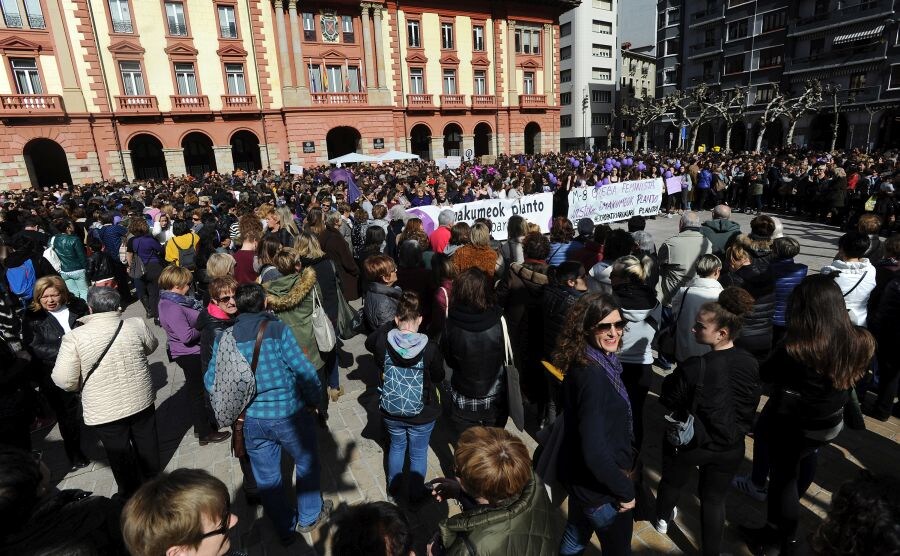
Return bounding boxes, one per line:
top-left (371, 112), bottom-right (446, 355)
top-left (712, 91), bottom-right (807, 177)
top-left (363, 282), bottom-right (401, 331)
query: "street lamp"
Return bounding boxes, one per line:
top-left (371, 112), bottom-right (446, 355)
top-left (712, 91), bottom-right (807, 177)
top-left (582, 88), bottom-right (589, 151)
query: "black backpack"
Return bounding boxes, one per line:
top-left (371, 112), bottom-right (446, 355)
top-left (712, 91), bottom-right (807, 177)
top-left (176, 236), bottom-right (197, 270)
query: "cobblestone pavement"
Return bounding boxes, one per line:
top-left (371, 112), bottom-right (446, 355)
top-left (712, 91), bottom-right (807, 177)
top-left (39, 209), bottom-right (899, 555)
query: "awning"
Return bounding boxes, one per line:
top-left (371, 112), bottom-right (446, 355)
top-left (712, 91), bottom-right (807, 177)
top-left (833, 24), bottom-right (884, 46)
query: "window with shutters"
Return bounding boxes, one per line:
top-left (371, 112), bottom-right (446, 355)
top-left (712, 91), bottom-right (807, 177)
top-left (119, 61), bottom-right (145, 95)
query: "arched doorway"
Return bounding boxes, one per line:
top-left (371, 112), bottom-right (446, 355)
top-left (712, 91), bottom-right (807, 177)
top-left (231, 130), bottom-right (261, 172)
top-left (326, 126), bottom-right (361, 159)
top-left (697, 122), bottom-right (715, 150)
top-left (443, 123), bottom-right (462, 157)
top-left (524, 122), bottom-right (541, 155)
top-left (182, 132), bottom-right (216, 176)
top-left (810, 111), bottom-right (847, 150)
top-left (474, 123), bottom-right (492, 157)
top-left (23, 139), bottom-right (72, 188)
top-left (129, 134), bottom-right (167, 180)
top-left (410, 124), bottom-right (431, 160)
top-left (728, 122), bottom-right (747, 152)
top-left (764, 119), bottom-right (784, 148)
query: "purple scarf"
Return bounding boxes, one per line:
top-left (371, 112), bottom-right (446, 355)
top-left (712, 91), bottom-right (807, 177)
top-left (160, 290), bottom-right (203, 311)
top-left (585, 345), bottom-right (633, 440)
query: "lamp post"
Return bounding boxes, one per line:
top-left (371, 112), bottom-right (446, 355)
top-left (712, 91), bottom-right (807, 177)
top-left (582, 88), bottom-right (589, 151)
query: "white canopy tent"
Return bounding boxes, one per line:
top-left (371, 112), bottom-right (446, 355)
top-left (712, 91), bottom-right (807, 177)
top-left (327, 152), bottom-right (378, 164)
top-left (376, 150), bottom-right (420, 161)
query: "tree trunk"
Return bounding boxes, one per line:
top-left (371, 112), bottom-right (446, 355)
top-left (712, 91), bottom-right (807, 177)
top-left (786, 119), bottom-right (798, 147)
top-left (633, 133), bottom-right (639, 153)
top-left (689, 125), bottom-right (699, 152)
top-left (643, 131), bottom-right (649, 152)
top-left (724, 121), bottom-right (732, 153)
top-left (755, 123), bottom-right (765, 152)
top-left (831, 110), bottom-right (839, 152)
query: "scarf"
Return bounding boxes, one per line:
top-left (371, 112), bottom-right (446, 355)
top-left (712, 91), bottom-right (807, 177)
top-left (160, 290), bottom-right (203, 311)
top-left (585, 345), bottom-right (634, 440)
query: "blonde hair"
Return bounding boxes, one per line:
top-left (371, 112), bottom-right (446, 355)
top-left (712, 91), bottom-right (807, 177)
top-left (122, 469), bottom-right (229, 556)
top-left (158, 265), bottom-right (193, 290)
top-left (294, 231), bottom-right (325, 259)
top-left (205, 253), bottom-right (236, 279)
top-left (524, 222), bottom-right (541, 235)
top-left (725, 242), bottom-right (751, 270)
top-left (273, 248), bottom-right (300, 275)
top-left (470, 222), bottom-right (492, 248)
top-left (610, 255), bottom-right (648, 284)
top-left (454, 427), bottom-right (531, 504)
top-left (30, 275), bottom-right (69, 312)
top-left (277, 206), bottom-right (300, 237)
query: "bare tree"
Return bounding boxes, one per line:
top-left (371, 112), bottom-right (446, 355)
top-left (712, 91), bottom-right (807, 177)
top-left (822, 83), bottom-right (845, 152)
top-left (753, 84), bottom-right (785, 152)
top-left (617, 96), bottom-right (676, 152)
top-left (671, 84), bottom-right (718, 152)
top-left (708, 87), bottom-right (747, 153)
top-left (777, 80), bottom-right (825, 148)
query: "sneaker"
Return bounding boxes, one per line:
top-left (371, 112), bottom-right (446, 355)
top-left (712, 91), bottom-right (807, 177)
top-left (732, 475), bottom-right (768, 502)
top-left (653, 507), bottom-right (677, 535)
top-left (295, 499), bottom-right (333, 534)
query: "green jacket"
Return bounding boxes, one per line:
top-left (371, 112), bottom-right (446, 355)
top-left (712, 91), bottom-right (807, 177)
top-left (439, 474), bottom-right (556, 556)
top-left (264, 268), bottom-right (324, 369)
top-left (51, 233), bottom-right (87, 272)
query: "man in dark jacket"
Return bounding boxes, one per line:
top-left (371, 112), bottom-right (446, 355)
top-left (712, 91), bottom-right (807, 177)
top-left (700, 205), bottom-right (741, 258)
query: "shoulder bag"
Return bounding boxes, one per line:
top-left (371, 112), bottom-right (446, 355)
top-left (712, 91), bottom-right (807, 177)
top-left (311, 286), bottom-right (337, 352)
top-left (500, 316), bottom-right (525, 432)
top-left (128, 237), bottom-right (146, 279)
top-left (332, 260), bottom-right (361, 340)
top-left (43, 236), bottom-right (62, 272)
top-left (231, 321), bottom-right (268, 459)
top-left (79, 321), bottom-right (124, 392)
top-left (663, 356), bottom-right (706, 447)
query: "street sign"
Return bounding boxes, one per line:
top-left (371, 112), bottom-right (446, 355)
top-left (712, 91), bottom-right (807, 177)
top-left (302, 141), bottom-right (315, 153)
top-left (373, 138), bottom-right (385, 149)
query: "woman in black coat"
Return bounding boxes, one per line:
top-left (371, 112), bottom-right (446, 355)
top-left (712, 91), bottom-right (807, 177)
top-left (23, 275), bottom-right (89, 470)
top-left (317, 210), bottom-right (360, 301)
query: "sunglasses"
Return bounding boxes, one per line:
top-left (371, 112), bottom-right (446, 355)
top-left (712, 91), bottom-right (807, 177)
top-left (216, 295), bottom-right (234, 303)
top-left (592, 320), bottom-right (627, 333)
top-left (198, 504), bottom-right (232, 541)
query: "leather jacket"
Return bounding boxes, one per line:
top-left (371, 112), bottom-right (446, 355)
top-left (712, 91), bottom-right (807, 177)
top-left (441, 304), bottom-right (504, 398)
top-left (24, 297), bottom-right (89, 368)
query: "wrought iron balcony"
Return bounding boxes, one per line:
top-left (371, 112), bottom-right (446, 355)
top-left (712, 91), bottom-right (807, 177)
top-left (27, 14), bottom-right (44, 29)
top-left (221, 94), bottom-right (257, 111)
top-left (310, 92), bottom-right (368, 105)
top-left (3, 13), bottom-right (22, 28)
top-left (784, 43), bottom-right (884, 74)
top-left (440, 94), bottom-right (466, 109)
top-left (112, 19), bottom-right (133, 33)
top-left (169, 95), bottom-right (209, 112)
top-left (471, 94), bottom-right (498, 109)
top-left (406, 93), bottom-right (435, 108)
top-left (0, 94), bottom-right (65, 117)
top-left (789, 0), bottom-right (893, 36)
top-left (168, 22), bottom-right (188, 36)
top-left (519, 94), bottom-right (547, 109)
top-left (116, 95), bottom-right (158, 113)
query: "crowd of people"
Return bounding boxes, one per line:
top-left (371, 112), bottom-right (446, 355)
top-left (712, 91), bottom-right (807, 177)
top-left (0, 146), bottom-right (898, 555)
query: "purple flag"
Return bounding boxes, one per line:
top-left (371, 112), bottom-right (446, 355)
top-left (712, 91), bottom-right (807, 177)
top-left (330, 167), bottom-right (362, 203)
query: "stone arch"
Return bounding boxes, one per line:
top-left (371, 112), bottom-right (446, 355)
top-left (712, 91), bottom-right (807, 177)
top-left (473, 122), bottom-right (493, 157)
top-left (230, 129), bottom-right (261, 172)
top-left (524, 122), bottom-right (541, 155)
top-left (326, 126), bottom-right (362, 159)
top-left (128, 133), bottom-right (168, 180)
top-left (23, 138), bottom-right (72, 188)
top-left (181, 131), bottom-right (217, 176)
top-left (410, 123), bottom-right (432, 160)
top-left (443, 122), bottom-right (463, 156)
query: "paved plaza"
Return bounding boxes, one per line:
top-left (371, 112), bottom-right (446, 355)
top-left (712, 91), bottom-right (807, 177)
top-left (39, 210), bottom-right (900, 555)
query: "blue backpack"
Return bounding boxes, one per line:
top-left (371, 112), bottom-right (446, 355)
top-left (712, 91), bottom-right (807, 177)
top-left (6, 259), bottom-right (36, 306)
top-left (379, 352), bottom-right (425, 417)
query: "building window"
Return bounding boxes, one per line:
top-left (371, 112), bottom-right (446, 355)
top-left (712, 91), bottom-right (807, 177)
top-left (326, 65), bottom-right (342, 92)
top-left (814, 0), bottom-right (830, 14)
top-left (809, 38), bottom-right (825, 57)
top-left (441, 22), bottom-right (454, 49)
top-left (119, 61), bottom-right (145, 95)
top-left (560, 114), bottom-right (572, 127)
top-left (23, 0), bottom-right (43, 29)
top-left (308, 63), bottom-right (322, 92)
top-left (522, 72), bottom-right (535, 94)
top-left (849, 72), bottom-right (866, 91)
top-left (11, 58), bottom-right (41, 94)
top-left (761, 10), bottom-right (786, 33)
top-left (664, 39), bottom-right (679, 56)
top-left (725, 54), bottom-right (745, 74)
top-left (561, 92), bottom-right (571, 105)
top-left (225, 63), bottom-right (246, 94)
top-left (662, 67), bottom-right (677, 85)
top-left (442, 68), bottom-right (456, 94)
top-left (474, 70), bottom-right (486, 94)
top-left (889, 65), bottom-right (900, 90)
top-left (758, 47), bottom-right (782, 69)
top-left (593, 0), bottom-right (612, 9)
top-left (592, 113), bottom-right (611, 125)
top-left (218, 5), bottom-right (237, 38)
top-left (515, 26), bottom-right (540, 54)
top-left (561, 45), bottom-right (571, 60)
top-left (592, 90), bottom-right (611, 102)
top-left (560, 69), bottom-right (571, 83)
top-left (409, 67), bottom-right (424, 93)
top-left (592, 20), bottom-right (612, 34)
top-left (704, 28), bottom-right (716, 46)
top-left (702, 60), bottom-right (715, 79)
top-left (165, 1), bottom-right (187, 36)
top-left (1, 0), bottom-right (22, 28)
top-left (473, 25), bottom-right (484, 51)
top-left (593, 44), bottom-right (612, 58)
top-left (666, 6), bottom-right (680, 26)
top-left (407, 19), bottom-right (420, 47)
top-left (592, 67), bottom-right (611, 81)
top-left (727, 19), bottom-right (748, 40)
top-left (755, 84), bottom-right (775, 103)
top-left (342, 15), bottom-right (354, 43)
top-left (347, 66), bottom-right (360, 92)
top-left (302, 12), bottom-right (315, 41)
top-left (174, 62), bottom-right (197, 95)
top-left (108, 0), bottom-right (133, 32)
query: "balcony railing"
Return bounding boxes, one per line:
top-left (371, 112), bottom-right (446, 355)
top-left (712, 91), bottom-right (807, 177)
top-left (440, 94), bottom-right (466, 109)
top-left (310, 92), bottom-right (369, 104)
top-left (785, 44), bottom-right (884, 73)
top-left (841, 85), bottom-right (882, 104)
top-left (3, 13), bottom-right (22, 28)
top-left (220, 24), bottom-right (237, 39)
top-left (406, 93), bottom-right (435, 108)
top-left (116, 95), bottom-right (158, 113)
top-left (689, 3), bottom-right (724, 28)
top-left (688, 42), bottom-right (723, 59)
top-left (112, 19), bottom-right (133, 33)
top-left (221, 94), bottom-right (257, 111)
top-left (168, 22), bottom-right (188, 36)
top-left (471, 94), bottom-right (498, 109)
top-left (519, 94), bottom-right (547, 108)
top-left (27, 14), bottom-right (44, 29)
top-left (0, 94), bottom-right (65, 116)
top-left (789, 0), bottom-right (893, 36)
top-left (170, 95), bottom-right (209, 112)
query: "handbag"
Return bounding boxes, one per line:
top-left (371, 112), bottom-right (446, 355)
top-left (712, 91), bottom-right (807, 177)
top-left (664, 356), bottom-right (706, 447)
top-left (500, 316), bottom-right (525, 432)
top-left (43, 236), bottom-right (62, 272)
top-left (655, 287), bottom-right (690, 360)
top-left (78, 321), bottom-right (124, 391)
top-left (770, 386), bottom-right (845, 442)
top-left (128, 237), bottom-right (146, 279)
top-left (231, 321), bottom-right (268, 459)
top-left (534, 410), bottom-right (567, 506)
top-left (311, 286), bottom-right (337, 352)
top-left (332, 260), bottom-right (362, 340)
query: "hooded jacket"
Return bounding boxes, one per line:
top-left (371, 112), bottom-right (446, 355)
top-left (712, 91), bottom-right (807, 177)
top-left (441, 304), bottom-right (504, 399)
top-left (363, 282), bottom-right (402, 332)
top-left (771, 258), bottom-right (808, 327)
top-left (659, 229), bottom-right (713, 304)
top-left (613, 282), bottom-right (662, 365)
top-left (365, 324), bottom-right (445, 424)
top-left (264, 267), bottom-right (324, 369)
top-left (821, 259), bottom-right (877, 327)
top-left (438, 473), bottom-right (556, 556)
top-left (700, 219), bottom-right (741, 256)
top-left (671, 277), bottom-right (723, 363)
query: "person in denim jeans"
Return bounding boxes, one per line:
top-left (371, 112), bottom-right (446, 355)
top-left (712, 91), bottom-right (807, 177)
top-left (365, 291), bottom-right (444, 504)
top-left (204, 283), bottom-right (327, 545)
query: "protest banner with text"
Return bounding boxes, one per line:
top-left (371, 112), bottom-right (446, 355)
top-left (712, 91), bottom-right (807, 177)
top-left (567, 178), bottom-right (663, 225)
top-left (406, 193), bottom-right (554, 240)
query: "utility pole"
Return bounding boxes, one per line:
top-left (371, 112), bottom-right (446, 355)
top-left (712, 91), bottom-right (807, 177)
top-left (582, 87), bottom-right (589, 151)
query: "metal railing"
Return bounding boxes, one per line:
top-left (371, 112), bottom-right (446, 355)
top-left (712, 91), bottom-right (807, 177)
top-left (310, 92), bottom-right (369, 104)
top-left (790, 0), bottom-right (893, 34)
top-left (112, 19), bottom-right (133, 33)
top-left (689, 42), bottom-right (723, 58)
top-left (3, 13), bottom-right (22, 28)
top-left (168, 22), bottom-right (187, 36)
top-left (27, 14), bottom-right (44, 29)
top-left (786, 43), bottom-right (883, 72)
top-left (116, 95), bottom-right (157, 112)
top-left (220, 24), bottom-right (237, 38)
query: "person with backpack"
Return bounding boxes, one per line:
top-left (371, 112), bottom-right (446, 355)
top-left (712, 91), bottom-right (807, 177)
top-left (50, 217), bottom-right (89, 301)
top-left (164, 220), bottom-right (199, 270)
top-left (365, 291), bottom-right (444, 505)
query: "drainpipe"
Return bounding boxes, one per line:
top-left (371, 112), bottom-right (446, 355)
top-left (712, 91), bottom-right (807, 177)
top-left (246, 0), bottom-right (271, 169)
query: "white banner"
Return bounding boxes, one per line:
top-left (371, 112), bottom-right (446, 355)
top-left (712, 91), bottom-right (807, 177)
top-left (567, 178), bottom-right (663, 225)
top-left (406, 193), bottom-right (554, 240)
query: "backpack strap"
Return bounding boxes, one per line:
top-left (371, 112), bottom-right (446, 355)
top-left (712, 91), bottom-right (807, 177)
top-left (842, 271), bottom-right (868, 298)
top-left (80, 321), bottom-right (124, 392)
top-left (233, 320), bottom-right (269, 427)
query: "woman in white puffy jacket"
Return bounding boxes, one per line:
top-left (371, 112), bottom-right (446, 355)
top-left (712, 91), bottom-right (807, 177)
top-left (670, 254), bottom-right (724, 363)
top-left (610, 255), bottom-right (662, 449)
top-left (821, 231), bottom-right (877, 327)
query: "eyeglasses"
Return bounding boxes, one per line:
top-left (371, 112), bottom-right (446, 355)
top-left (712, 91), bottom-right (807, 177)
top-left (592, 320), bottom-right (627, 333)
top-left (216, 295), bottom-right (234, 303)
top-left (199, 504), bottom-right (233, 541)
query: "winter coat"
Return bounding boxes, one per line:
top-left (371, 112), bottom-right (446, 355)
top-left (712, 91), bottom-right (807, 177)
top-left (23, 297), bottom-right (89, 368)
top-left (498, 262), bottom-right (549, 382)
top-left (721, 255), bottom-right (775, 356)
top-left (547, 241), bottom-right (575, 266)
top-left (86, 250), bottom-right (116, 284)
top-left (452, 244), bottom-right (502, 278)
top-left (365, 324), bottom-right (445, 425)
top-left (51, 233), bottom-right (87, 272)
top-left (699, 219), bottom-right (741, 256)
top-left (264, 268), bottom-right (324, 369)
top-left (658, 229), bottom-right (713, 304)
top-left (363, 281), bottom-right (401, 333)
top-left (52, 312), bottom-right (158, 426)
top-left (430, 226), bottom-right (451, 254)
top-left (614, 282), bottom-right (662, 365)
top-left (670, 277), bottom-right (723, 362)
top-left (204, 311), bottom-right (321, 419)
top-left (869, 274), bottom-right (900, 365)
top-left (828, 176), bottom-right (848, 209)
top-left (158, 297), bottom-right (201, 358)
top-left (319, 226), bottom-right (360, 301)
top-left (771, 258), bottom-right (808, 327)
top-left (587, 261), bottom-right (614, 294)
top-left (542, 284), bottom-right (583, 359)
top-left (441, 304), bottom-right (505, 399)
top-left (438, 474), bottom-right (556, 556)
top-left (868, 258), bottom-right (900, 315)
top-left (195, 304), bottom-right (233, 372)
top-left (301, 255), bottom-right (339, 323)
top-left (0, 336), bottom-right (31, 420)
top-left (697, 169), bottom-right (713, 190)
top-left (820, 259), bottom-right (877, 327)
top-left (660, 348), bottom-right (760, 451)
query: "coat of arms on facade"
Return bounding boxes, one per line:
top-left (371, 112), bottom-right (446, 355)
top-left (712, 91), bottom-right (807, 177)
top-left (320, 11), bottom-right (339, 43)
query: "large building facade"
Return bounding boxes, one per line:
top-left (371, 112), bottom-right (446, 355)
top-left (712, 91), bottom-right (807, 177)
top-left (655, 0), bottom-right (900, 151)
top-left (0, 0), bottom-right (574, 190)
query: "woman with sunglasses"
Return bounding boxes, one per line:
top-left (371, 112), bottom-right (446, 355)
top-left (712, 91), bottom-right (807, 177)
top-left (652, 288), bottom-right (760, 555)
top-left (555, 293), bottom-right (635, 556)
